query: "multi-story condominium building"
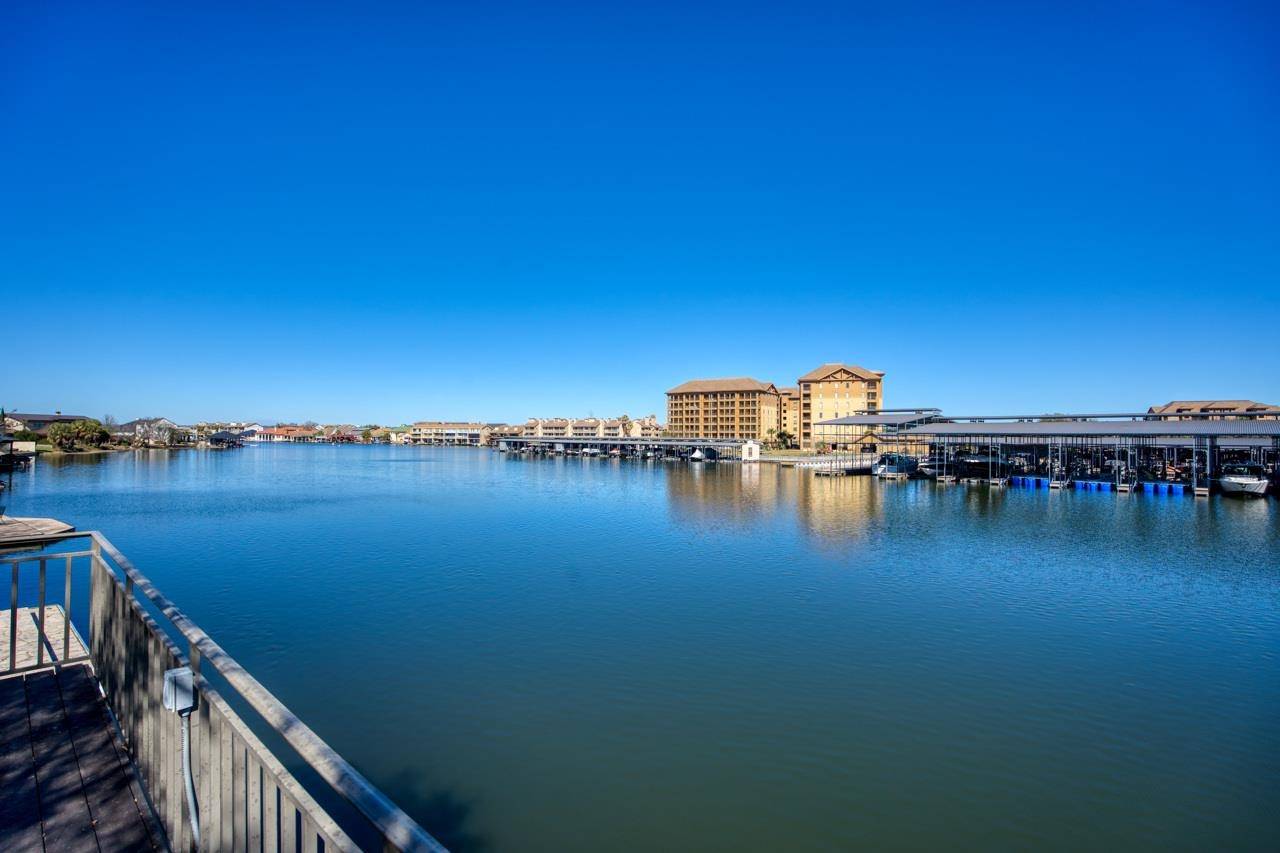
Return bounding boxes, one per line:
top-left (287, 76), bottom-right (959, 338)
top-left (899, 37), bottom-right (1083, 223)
top-left (523, 418), bottom-right (571, 438)
top-left (666, 378), bottom-right (781, 442)
top-left (409, 421), bottom-right (492, 446)
top-left (599, 415), bottom-right (663, 439)
top-left (571, 418), bottom-right (603, 438)
top-left (798, 363), bottom-right (885, 450)
top-left (778, 387), bottom-right (800, 446)
top-left (1147, 400), bottom-right (1280, 420)
top-left (486, 425), bottom-right (523, 445)
top-left (523, 415), bottom-right (664, 440)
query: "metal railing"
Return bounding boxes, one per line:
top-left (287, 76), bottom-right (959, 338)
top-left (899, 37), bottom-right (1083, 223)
top-left (3, 531), bottom-right (447, 853)
top-left (5, 548), bottom-right (94, 674)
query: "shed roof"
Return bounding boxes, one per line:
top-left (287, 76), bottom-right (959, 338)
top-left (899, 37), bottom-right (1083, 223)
top-left (900, 420), bottom-right (1280, 438)
top-left (818, 411), bottom-right (942, 427)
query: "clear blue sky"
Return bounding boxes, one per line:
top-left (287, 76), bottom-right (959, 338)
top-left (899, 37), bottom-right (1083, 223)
top-left (4, 1), bottom-right (1277, 425)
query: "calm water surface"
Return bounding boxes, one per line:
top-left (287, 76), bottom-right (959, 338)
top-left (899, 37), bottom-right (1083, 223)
top-left (6, 445), bottom-right (1279, 851)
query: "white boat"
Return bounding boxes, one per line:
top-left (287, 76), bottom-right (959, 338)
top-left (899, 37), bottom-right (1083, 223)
top-left (1218, 463), bottom-right (1269, 497)
top-left (690, 449), bottom-right (705, 461)
top-left (872, 453), bottom-right (918, 477)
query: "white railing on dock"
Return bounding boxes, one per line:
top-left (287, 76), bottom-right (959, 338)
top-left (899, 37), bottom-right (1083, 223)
top-left (794, 453), bottom-right (878, 471)
top-left (4, 531), bottom-right (448, 853)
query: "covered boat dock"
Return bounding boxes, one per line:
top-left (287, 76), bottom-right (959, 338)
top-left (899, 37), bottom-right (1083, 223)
top-left (815, 411), bottom-right (1280, 495)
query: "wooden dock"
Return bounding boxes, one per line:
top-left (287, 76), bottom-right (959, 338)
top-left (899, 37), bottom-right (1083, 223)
top-left (0, 663), bottom-right (161, 850)
top-left (0, 516), bottom-right (75, 549)
top-left (1, 606), bottom-right (88, 674)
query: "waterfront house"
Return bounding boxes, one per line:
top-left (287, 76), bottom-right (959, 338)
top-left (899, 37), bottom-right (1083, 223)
top-left (115, 416), bottom-right (183, 446)
top-left (4, 411), bottom-right (91, 437)
top-left (252, 425), bottom-right (321, 442)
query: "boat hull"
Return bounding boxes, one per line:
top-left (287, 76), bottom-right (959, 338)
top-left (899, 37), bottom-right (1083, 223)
top-left (1219, 476), bottom-right (1268, 496)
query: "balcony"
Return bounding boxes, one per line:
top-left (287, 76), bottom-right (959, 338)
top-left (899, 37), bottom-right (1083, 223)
top-left (2, 529), bottom-right (445, 852)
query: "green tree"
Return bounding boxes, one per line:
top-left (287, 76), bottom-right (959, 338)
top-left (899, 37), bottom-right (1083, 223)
top-left (48, 422), bottom-right (78, 450)
top-left (776, 429), bottom-right (795, 448)
top-left (71, 419), bottom-right (110, 448)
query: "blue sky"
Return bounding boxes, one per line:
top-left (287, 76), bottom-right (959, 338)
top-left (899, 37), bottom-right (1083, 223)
top-left (4, 1), bottom-right (1277, 425)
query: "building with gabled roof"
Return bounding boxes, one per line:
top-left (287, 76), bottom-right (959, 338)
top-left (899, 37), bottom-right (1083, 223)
top-left (1147, 400), bottom-right (1279, 420)
top-left (797, 363), bottom-right (885, 450)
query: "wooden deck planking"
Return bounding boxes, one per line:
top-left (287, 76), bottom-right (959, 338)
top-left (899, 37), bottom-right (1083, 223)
top-left (0, 674), bottom-right (44, 851)
top-left (0, 664), bottom-right (159, 852)
top-left (24, 668), bottom-right (99, 851)
top-left (57, 664), bottom-right (158, 851)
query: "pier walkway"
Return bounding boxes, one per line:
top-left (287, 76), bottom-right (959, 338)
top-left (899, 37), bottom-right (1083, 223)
top-left (1, 663), bottom-right (160, 851)
top-left (0, 517), bottom-right (75, 549)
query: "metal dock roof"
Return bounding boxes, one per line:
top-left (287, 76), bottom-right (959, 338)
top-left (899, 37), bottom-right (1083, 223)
top-left (899, 420), bottom-right (1280, 438)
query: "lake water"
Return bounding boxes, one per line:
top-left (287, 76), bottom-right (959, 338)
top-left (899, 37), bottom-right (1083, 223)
top-left (5, 445), bottom-right (1278, 851)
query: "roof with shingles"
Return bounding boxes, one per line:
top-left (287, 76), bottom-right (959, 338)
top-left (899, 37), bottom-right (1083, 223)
top-left (797, 363), bottom-right (883, 382)
top-left (667, 378), bottom-right (778, 394)
top-left (1147, 400), bottom-right (1279, 414)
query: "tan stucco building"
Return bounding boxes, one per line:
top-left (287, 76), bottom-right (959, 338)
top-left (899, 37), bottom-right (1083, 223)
top-left (409, 422), bottom-right (492, 445)
top-left (797, 364), bottom-right (885, 450)
top-left (666, 378), bottom-right (781, 442)
top-left (778, 387), bottom-right (800, 446)
top-left (1147, 400), bottom-right (1280, 420)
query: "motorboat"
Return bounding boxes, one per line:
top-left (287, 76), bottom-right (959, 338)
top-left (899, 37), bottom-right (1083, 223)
top-left (690, 449), bottom-right (705, 461)
top-left (872, 453), bottom-right (918, 477)
top-left (1218, 463), bottom-right (1269, 497)
top-left (917, 453), bottom-right (954, 478)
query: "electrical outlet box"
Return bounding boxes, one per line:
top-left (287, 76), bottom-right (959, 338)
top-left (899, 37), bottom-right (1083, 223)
top-left (163, 666), bottom-right (197, 714)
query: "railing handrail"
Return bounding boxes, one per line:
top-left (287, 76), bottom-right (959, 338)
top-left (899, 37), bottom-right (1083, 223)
top-left (18, 530), bottom-right (447, 853)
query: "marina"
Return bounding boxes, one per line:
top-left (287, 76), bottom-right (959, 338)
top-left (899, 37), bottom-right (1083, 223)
top-left (813, 409), bottom-right (1280, 498)
top-left (1, 445), bottom-right (1276, 850)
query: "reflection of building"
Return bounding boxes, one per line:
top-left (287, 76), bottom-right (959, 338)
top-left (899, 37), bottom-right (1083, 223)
top-left (798, 364), bottom-right (884, 450)
top-left (792, 470), bottom-right (881, 544)
top-left (663, 457), bottom-right (789, 524)
top-left (666, 378), bottom-right (781, 441)
top-left (1147, 400), bottom-right (1280, 420)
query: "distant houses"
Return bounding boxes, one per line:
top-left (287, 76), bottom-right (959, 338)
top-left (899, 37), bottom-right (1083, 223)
top-left (114, 417), bottom-right (183, 445)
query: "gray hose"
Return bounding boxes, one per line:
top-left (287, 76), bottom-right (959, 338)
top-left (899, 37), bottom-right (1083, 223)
top-left (181, 711), bottom-right (202, 848)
